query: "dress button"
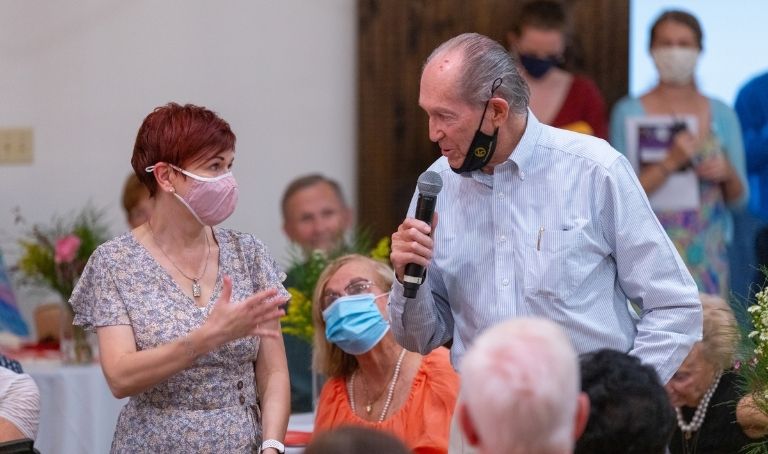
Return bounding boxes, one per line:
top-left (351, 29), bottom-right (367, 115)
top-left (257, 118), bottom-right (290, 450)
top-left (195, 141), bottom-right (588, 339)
top-left (499, 235), bottom-right (507, 244)
top-left (239, 395), bottom-right (246, 405)
top-left (237, 380), bottom-right (244, 390)
top-left (497, 192), bottom-right (505, 199)
top-left (502, 278), bottom-right (510, 286)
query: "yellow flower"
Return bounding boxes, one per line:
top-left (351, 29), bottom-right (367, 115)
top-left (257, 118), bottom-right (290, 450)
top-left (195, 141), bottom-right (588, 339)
top-left (281, 288), bottom-right (314, 343)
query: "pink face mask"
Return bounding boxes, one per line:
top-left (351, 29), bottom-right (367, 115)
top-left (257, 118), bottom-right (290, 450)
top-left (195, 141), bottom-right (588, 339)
top-left (146, 163), bottom-right (239, 226)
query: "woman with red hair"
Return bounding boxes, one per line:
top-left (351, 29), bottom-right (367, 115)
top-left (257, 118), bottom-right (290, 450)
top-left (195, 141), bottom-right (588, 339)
top-left (71, 103), bottom-right (290, 453)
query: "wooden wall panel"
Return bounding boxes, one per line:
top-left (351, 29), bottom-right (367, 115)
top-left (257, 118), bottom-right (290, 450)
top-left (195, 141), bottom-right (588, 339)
top-left (357, 0), bottom-right (629, 241)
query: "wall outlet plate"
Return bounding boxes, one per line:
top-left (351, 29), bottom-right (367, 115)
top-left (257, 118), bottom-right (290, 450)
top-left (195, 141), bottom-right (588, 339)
top-left (0, 127), bottom-right (34, 164)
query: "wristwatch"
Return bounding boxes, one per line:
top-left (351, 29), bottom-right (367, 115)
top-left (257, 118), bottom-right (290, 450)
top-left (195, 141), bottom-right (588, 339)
top-left (260, 439), bottom-right (285, 454)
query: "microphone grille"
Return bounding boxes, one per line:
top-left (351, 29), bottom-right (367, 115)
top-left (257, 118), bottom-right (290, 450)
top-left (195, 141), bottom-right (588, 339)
top-left (417, 170), bottom-right (443, 196)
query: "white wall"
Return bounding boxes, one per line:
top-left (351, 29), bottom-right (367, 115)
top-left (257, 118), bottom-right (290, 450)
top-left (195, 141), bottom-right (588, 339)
top-left (0, 0), bottom-right (356, 259)
top-left (0, 0), bottom-right (356, 326)
top-left (630, 0), bottom-right (768, 104)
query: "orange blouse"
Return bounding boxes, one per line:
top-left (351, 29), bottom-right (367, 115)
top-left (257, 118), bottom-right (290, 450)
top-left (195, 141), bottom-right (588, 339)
top-left (313, 348), bottom-right (459, 454)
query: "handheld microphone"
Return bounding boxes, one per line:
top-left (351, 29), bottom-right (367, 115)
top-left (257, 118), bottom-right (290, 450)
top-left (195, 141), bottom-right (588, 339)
top-left (403, 170), bottom-right (443, 298)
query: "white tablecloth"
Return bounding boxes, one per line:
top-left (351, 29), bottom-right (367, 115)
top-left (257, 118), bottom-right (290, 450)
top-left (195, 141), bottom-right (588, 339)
top-left (21, 359), bottom-right (313, 454)
top-left (20, 360), bottom-right (126, 454)
top-left (286, 411), bottom-right (314, 454)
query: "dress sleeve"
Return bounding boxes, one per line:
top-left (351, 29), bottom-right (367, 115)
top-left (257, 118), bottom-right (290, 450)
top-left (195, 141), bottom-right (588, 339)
top-left (609, 96), bottom-right (641, 156)
top-left (405, 348), bottom-right (459, 454)
top-left (711, 98), bottom-right (749, 207)
top-left (69, 247), bottom-right (130, 331)
top-left (312, 377), bottom-right (349, 436)
top-left (247, 235), bottom-right (290, 300)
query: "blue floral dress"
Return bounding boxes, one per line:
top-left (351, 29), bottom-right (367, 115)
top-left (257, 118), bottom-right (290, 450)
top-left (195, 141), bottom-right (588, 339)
top-left (70, 228), bottom-right (288, 453)
top-left (610, 96), bottom-right (749, 298)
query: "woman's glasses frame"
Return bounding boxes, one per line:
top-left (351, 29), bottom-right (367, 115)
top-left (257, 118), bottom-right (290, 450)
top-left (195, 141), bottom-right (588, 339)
top-left (322, 279), bottom-right (375, 307)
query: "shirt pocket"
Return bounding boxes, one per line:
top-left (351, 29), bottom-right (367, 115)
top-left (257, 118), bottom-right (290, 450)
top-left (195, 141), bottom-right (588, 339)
top-left (524, 227), bottom-right (582, 302)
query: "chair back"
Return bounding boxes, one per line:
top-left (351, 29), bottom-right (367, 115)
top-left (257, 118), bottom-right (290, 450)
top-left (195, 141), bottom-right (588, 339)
top-left (33, 304), bottom-right (63, 343)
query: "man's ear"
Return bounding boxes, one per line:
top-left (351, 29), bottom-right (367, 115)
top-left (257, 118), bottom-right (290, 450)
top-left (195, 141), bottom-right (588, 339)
top-left (489, 97), bottom-right (510, 128)
top-left (573, 392), bottom-right (591, 441)
top-left (459, 404), bottom-right (481, 447)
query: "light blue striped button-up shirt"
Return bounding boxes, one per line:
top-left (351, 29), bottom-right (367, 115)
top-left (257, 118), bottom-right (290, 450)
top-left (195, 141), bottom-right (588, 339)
top-left (388, 113), bottom-right (702, 384)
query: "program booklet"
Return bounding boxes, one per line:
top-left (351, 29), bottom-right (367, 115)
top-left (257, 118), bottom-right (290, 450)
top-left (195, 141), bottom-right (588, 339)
top-left (624, 115), bottom-right (699, 212)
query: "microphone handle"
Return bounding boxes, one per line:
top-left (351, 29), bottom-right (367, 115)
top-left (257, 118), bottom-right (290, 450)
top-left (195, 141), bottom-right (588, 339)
top-left (403, 194), bottom-right (437, 298)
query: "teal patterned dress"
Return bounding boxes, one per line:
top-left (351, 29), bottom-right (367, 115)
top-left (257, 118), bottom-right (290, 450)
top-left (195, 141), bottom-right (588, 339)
top-left (654, 136), bottom-right (729, 296)
top-left (610, 96), bottom-right (748, 298)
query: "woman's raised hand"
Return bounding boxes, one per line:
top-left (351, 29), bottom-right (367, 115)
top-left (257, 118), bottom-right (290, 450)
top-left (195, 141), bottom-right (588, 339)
top-left (203, 275), bottom-right (287, 346)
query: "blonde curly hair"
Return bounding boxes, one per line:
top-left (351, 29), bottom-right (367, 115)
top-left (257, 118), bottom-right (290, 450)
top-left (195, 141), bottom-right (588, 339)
top-left (699, 293), bottom-right (739, 370)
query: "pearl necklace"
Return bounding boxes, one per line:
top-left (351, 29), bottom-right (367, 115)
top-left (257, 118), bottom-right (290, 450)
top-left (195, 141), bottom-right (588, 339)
top-left (348, 348), bottom-right (407, 423)
top-left (675, 371), bottom-right (723, 439)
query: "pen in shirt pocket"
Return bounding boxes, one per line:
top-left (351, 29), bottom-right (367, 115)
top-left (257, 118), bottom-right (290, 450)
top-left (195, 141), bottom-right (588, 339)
top-left (537, 226), bottom-right (545, 251)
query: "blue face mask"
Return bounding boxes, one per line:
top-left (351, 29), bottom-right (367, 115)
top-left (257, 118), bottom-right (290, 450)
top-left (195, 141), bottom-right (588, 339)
top-left (322, 293), bottom-right (390, 355)
top-left (519, 54), bottom-right (559, 79)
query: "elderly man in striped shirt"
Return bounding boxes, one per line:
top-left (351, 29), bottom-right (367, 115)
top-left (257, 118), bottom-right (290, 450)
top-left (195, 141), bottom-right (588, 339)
top-left (387, 33), bottom-right (700, 451)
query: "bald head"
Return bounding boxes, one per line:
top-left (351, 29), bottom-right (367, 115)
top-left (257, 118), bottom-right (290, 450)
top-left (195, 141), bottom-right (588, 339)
top-left (423, 33), bottom-right (530, 113)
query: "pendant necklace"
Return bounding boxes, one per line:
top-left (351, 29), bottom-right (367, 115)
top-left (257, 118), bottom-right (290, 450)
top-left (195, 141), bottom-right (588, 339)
top-left (148, 221), bottom-right (211, 298)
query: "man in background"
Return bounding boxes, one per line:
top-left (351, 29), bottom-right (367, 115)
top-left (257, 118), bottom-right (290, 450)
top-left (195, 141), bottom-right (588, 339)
top-left (282, 174), bottom-right (352, 257)
top-left (280, 174), bottom-right (352, 412)
top-left (458, 318), bottom-right (588, 454)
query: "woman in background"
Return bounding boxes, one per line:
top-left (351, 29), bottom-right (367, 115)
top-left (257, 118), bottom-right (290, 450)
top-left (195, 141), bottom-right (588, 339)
top-left (71, 103), bottom-right (290, 453)
top-left (610, 10), bottom-right (746, 297)
top-left (506, 0), bottom-right (607, 138)
top-left (312, 254), bottom-right (458, 454)
top-left (666, 294), bottom-right (765, 452)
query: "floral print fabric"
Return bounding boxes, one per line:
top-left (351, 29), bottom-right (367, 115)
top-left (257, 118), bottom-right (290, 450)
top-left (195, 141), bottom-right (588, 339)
top-left (70, 228), bottom-right (288, 453)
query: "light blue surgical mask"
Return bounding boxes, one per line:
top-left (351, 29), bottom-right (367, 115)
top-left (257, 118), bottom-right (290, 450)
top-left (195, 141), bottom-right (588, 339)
top-left (322, 293), bottom-right (390, 355)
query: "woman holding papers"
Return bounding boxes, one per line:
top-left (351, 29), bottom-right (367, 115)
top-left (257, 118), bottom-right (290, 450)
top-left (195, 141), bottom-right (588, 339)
top-left (610, 10), bottom-right (747, 297)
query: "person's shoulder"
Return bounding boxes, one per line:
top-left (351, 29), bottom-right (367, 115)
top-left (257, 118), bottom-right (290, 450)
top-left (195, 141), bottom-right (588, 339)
top-left (214, 228), bottom-right (266, 250)
top-left (570, 75), bottom-right (603, 95)
top-left (93, 232), bottom-right (135, 257)
top-left (706, 96), bottom-right (737, 117)
top-left (611, 95), bottom-right (642, 116)
top-left (541, 125), bottom-right (621, 169)
top-left (740, 72), bottom-right (768, 94)
top-left (423, 347), bottom-right (457, 374)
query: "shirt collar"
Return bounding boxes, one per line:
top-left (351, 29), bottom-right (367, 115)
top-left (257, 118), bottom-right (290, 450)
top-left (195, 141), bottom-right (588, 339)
top-left (507, 109), bottom-right (542, 179)
top-left (466, 108), bottom-right (542, 184)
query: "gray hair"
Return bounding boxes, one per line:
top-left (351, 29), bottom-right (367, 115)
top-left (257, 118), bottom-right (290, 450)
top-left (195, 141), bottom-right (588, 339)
top-left (460, 318), bottom-right (580, 453)
top-left (425, 33), bottom-right (530, 114)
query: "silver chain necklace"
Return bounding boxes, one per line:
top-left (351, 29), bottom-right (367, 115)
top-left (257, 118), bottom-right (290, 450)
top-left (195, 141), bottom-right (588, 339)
top-left (148, 221), bottom-right (211, 298)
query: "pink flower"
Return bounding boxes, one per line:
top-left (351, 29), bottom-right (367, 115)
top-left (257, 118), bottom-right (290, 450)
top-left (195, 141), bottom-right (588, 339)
top-left (54, 235), bottom-right (81, 264)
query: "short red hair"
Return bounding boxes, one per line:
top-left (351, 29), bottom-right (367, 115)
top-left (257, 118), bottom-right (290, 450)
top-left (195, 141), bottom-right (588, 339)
top-left (131, 103), bottom-right (236, 196)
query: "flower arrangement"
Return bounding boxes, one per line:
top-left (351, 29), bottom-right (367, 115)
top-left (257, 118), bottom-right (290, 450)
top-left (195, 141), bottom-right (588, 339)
top-left (15, 205), bottom-right (110, 308)
top-left (281, 233), bottom-right (391, 343)
top-left (739, 270), bottom-right (768, 453)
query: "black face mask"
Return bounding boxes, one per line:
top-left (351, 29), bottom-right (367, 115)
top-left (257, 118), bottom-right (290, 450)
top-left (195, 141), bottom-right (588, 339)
top-left (519, 54), bottom-right (559, 79)
top-left (451, 78), bottom-right (503, 174)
